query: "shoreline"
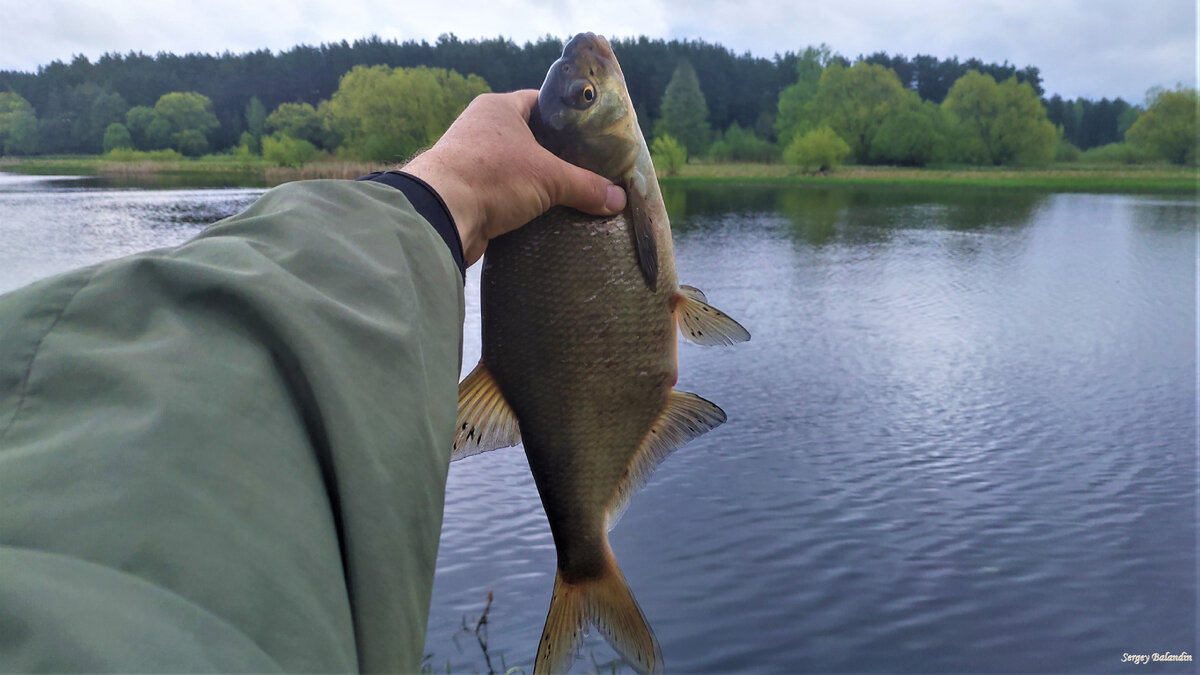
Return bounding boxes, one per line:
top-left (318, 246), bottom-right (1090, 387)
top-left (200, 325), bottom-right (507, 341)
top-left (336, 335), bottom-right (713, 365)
top-left (1, 156), bottom-right (1196, 194)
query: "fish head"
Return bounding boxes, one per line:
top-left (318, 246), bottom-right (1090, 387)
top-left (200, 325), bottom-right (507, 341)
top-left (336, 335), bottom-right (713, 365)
top-left (532, 32), bottom-right (641, 180)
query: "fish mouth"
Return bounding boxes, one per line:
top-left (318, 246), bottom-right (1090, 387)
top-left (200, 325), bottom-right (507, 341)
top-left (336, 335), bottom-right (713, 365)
top-left (535, 32), bottom-right (618, 134)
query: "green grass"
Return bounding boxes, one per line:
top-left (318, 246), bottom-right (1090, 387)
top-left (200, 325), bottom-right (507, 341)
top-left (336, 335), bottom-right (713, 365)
top-left (0, 154), bottom-right (388, 188)
top-left (2, 155), bottom-right (1196, 194)
top-left (666, 161), bottom-right (1199, 194)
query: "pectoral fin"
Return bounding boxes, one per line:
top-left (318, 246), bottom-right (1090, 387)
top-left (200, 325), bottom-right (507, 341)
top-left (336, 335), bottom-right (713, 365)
top-left (452, 362), bottom-right (521, 461)
top-left (624, 174), bottom-right (659, 291)
top-left (675, 285), bottom-right (751, 346)
top-left (607, 390), bottom-right (727, 530)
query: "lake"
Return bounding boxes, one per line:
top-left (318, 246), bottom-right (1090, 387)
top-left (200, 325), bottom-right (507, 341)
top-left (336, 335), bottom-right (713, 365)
top-left (1, 172), bottom-right (1195, 673)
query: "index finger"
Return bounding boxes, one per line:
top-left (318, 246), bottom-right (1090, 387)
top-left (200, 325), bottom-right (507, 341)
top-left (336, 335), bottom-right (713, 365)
top-left (509, 89), bottom-right (539, 117)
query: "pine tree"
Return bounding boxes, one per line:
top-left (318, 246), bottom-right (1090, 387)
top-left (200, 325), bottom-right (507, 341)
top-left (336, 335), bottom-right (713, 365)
top-left (654, 60), bottom-right (711, 156)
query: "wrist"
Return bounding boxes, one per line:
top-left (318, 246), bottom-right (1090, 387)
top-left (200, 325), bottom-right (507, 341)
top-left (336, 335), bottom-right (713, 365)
top-left (402, 153), bottom-right (486, 265)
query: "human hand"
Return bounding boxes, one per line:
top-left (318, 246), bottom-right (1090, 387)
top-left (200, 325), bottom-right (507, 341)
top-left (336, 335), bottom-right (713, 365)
top-left (402, 90), bottom-right (627, 266)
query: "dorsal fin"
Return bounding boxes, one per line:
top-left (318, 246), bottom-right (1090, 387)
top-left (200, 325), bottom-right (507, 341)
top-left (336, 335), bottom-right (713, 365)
top-left (452, 362), bottom-right (521, 461)
top-left (675, 285), bottom-right (751, 346)
top-left (607, 390), bottom-right (726, 529)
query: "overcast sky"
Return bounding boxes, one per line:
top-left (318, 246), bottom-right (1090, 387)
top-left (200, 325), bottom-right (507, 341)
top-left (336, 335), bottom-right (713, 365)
top-left (0, 0), bottom-right (1194, 103)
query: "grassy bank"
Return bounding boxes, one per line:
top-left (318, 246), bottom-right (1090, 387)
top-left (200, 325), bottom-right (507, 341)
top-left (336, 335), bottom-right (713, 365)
top-left (667, 162), bottom-right (1199, 194)
top-left (0, 154), bottom-right (388, 188)
top-left (2, 155), bottom-right (1196, 194)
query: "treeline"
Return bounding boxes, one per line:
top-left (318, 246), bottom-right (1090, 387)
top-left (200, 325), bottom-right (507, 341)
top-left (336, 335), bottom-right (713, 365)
top-left (0, 35), bottom-right (1194, 168)
top-left (649, 45), bottom-right (1194, 172)
top-left (0, 34), bottom-right (1139, 157)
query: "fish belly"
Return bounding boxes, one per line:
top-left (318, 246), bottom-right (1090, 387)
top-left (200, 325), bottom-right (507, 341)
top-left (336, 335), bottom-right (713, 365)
top-left (480, 207), bottom-right (675, 576)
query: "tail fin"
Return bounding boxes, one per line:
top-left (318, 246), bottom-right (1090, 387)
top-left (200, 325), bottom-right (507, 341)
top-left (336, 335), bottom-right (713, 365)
top-left (534, 550), bottom-right (663, 675)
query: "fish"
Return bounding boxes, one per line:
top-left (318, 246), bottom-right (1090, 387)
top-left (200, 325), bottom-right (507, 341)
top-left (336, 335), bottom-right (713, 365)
top-left (451, 32), bottom-right (750, 674)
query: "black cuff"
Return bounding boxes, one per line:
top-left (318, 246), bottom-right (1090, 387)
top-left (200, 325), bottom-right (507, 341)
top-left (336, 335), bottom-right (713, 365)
top-left (356, 171), bottom-right (466, 281)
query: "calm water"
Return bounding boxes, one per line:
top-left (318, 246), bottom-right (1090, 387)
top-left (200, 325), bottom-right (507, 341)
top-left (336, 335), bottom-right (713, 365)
top-left (1, 173), bottom-right (1195, 673)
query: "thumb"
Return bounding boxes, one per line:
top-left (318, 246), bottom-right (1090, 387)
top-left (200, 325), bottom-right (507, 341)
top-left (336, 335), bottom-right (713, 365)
top-left (549, 160), bottom-right (627, 216)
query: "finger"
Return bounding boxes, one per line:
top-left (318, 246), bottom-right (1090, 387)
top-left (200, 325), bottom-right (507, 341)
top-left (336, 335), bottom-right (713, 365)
top-left (547, 158), bottom-right (626, 216)
top-left (509, 89), bottom-right (538, 118)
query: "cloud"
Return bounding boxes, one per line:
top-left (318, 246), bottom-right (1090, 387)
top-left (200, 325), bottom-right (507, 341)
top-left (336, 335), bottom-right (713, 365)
top-left (0, 0), bottom-right (1193, 102)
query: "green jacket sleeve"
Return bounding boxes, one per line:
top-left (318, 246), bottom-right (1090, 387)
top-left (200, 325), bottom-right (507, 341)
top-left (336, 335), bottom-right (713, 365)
top-left (0, 179), bottom-right (465, 672)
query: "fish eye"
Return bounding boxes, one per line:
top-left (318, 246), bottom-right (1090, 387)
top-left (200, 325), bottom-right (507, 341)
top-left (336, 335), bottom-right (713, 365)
top-left (566, 80), bottom-right (597, 110)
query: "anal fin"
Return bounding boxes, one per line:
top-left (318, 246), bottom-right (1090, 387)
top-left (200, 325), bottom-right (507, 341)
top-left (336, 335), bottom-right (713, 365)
top-left (676, 285), bottom-right (751, 346)
top-left (452, 362), bottom-right (521, 461)
top-left (607, 390), bottom-right (727, 529)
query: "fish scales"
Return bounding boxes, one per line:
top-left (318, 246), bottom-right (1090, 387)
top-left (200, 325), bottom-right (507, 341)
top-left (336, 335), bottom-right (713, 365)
top-left (483, 207), bottom-right (676, 576)
top-left (451, 32), bottom-right (749, 675)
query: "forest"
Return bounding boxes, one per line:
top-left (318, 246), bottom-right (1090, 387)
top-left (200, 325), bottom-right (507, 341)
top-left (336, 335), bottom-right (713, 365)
top-left (0, 34), bottom-right (1193, 169)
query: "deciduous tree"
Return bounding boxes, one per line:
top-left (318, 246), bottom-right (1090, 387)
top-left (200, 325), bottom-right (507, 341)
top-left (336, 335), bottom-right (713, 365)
top-left (321, 65), bottom-right (489, 161)
top-left (806, 62), bottom-right (909, 163)
top-left (783, 125), bottom-right (850, 173)
top-left (1125, 86), bottom-right (1198, 165)
top-left (0, 92), bottom-right (39, 155)
top-left (942, 71), bottom-right (1055, 165)
top-left (650, 133), bottom-right (687, 176)
top-left (102, 122), bottom-right (133, 152)
top-left (870, 100), bottom-right (945, 166)
top-left (153, 91), bottom-right (220, 155)
top-left (266, 102), bottom-right (327, 147)
top-left (774, 45), bottom-right (834, 147)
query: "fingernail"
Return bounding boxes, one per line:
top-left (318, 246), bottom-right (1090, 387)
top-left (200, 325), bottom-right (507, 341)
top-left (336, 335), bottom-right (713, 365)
top-left (605, 185), bottom-right (626, 213)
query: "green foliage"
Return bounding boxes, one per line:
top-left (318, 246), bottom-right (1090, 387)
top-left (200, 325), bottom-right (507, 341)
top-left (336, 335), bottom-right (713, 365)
top-left (154, 92), bottom-right (220, 155)
top-left (1116, 106), bottom-right (1141, 138)
top-left (1045, 94), bottom-right (1138, 150)
top-left (654, 60), bottom-right (711, 157)
top-left (0, 92), bottom-right (39, 155)
top-left (323, 65), bottom-right (489, 161)
top-left (244, 96), bottom-right (266, 154)
top-left (266, 102), bottom-right (327, 148)
top-left (125, 106), bottom-right (158, 150)
top-left (102, 122), bottom-right (133, 152)
top-left (173, 129), bottom-right (209, 157)
top-left (942, 71), bottom-right (1056, 165)
top-left (708, 122), bottom-right (776, 162)
top-left (102, 147), bottom-right (183, 161)
top-left (145, 116), bottom-right (173, 150)
top-left (805, 62), bottom-right (909, 163)
top-left (1078, 142), bottom-right (1154, 164)
top-left (31, 82), bottom-right (125, 154)
top-left (869, 102), bottom-right (944, 166)
top-left (262, 133), bottom-right (319, 167)
top-left (0, 36), bottom-right (1128, 158)
top-left (783, 125), bottom-right (851, 173)
top-left (1125, 86), bottom-right (1198, 165)
top-left (650, 134), bottom-right (687, 176)
top-left (237, 131), bottom-right (257, 155)
top-left (233, 136), bottom-right (258, 162)
top-left (775, 45), bottom-right (834, 147)
top-left (1055, 137), bottom-right (1082, 162)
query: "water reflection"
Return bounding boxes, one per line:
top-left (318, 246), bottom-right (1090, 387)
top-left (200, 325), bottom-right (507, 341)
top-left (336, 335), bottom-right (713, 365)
top-left (435, 183), bottom-right (1196, 674)
top-left (0, 174), bottom-right (1193, 673)
top-left (0, 173), bottom-right (263, 293)
top-left (664, 182), bottom-right (1049, 249)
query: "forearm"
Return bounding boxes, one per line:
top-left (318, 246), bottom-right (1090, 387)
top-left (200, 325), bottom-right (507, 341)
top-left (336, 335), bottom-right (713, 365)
top-left (0, 179), bottom-right (464, 671)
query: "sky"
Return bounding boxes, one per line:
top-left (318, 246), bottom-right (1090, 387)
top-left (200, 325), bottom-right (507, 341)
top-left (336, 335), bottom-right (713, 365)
top-left (0, 0), bottom-right (1195, 104)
